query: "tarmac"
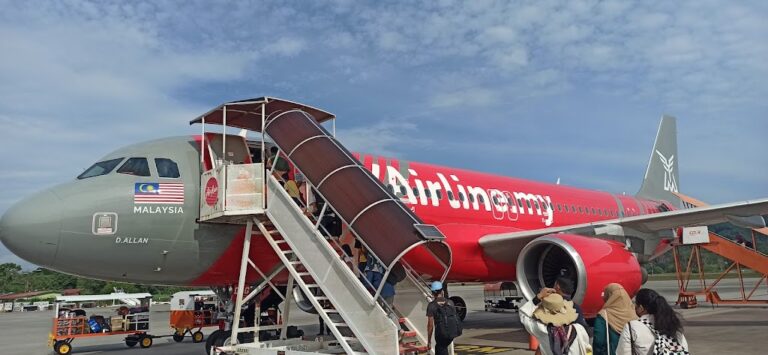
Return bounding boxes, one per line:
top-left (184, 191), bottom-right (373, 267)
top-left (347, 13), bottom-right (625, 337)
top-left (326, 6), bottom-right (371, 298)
top-left (0, 279), bottom-right (766, 355)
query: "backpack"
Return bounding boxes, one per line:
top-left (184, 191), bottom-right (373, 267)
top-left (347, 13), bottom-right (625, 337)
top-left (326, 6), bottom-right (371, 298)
top-left (434, 301), bottom-right (462, 340)
top-left (638, 318), bottom-right (689, 355)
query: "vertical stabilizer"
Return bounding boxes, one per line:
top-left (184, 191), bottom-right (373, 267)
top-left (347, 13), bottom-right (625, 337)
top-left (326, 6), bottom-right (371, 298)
top-left (637, 115), bottom-right (682, 207)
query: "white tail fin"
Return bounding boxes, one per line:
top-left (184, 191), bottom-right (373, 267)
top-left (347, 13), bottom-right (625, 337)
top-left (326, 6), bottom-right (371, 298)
top-left (637, 115), bottom-right (682, 207)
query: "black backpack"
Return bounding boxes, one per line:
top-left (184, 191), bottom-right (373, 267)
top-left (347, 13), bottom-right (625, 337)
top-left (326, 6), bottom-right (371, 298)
top-left (434, 301), bottom-right (462, 340)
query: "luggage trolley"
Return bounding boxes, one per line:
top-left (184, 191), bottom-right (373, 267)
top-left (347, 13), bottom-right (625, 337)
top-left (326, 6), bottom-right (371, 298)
top-left (169, 290), bottom-right (219, 343)
top-left (484, 281), bottom-right (523, 312)
top-left (48, 293), bottom-right (154, 355)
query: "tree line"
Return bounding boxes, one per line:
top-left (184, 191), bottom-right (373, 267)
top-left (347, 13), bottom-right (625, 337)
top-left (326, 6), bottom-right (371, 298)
top-left (0, 263), bottom-right (190, 301)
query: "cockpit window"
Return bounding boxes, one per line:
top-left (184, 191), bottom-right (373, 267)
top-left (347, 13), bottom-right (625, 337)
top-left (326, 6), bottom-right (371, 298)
top-left (155, 158), bottom-right (180, 178)
top-left (117, 158), bottom-right (151, 176)
top-left (77, 158), bottom-right (124, 179)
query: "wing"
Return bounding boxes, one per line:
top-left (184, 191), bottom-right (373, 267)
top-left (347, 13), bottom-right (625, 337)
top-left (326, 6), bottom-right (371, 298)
top-left (479, 198), bottom-right (768, 263)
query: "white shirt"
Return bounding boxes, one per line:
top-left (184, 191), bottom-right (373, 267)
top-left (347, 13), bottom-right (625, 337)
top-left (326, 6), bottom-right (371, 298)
top-left (519, 300), bottom-right (591, 355)
top-left (616, 314), bottom-right (688, 355)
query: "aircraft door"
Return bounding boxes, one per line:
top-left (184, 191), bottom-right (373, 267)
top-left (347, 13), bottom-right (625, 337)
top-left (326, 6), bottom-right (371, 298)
top-left (204, 133), bottom-right (253, 168)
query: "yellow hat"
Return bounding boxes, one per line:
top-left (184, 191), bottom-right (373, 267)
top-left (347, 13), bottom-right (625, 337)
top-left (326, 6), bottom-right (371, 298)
top-left (533, 293), bottom-right (578, 326)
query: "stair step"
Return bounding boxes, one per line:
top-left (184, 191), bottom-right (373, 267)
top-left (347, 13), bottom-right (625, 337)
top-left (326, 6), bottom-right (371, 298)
top-left (315, 296), bottom-right (329, 301)
top-left (306, 284), bottom-right (321, 288)
top-left (281, 250), bottom-right (295, 255)
top-left (401, 331), bottom-right (418, 338)
top-left (399, 344), bottom-right (429, 354)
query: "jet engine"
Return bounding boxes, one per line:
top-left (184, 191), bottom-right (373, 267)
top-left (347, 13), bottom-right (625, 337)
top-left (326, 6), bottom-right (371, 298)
top-left (292, 287), bottom-right (318, 314)
top-left (516, 234), bottom-right (643, 316)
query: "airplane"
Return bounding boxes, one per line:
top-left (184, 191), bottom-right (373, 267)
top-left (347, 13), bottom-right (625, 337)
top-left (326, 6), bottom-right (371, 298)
top-left (1, 97), bottom-right (766, 349)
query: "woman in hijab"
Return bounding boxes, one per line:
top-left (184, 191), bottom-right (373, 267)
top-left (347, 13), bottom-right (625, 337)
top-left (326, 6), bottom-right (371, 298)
top-left (593, 283), bottom-right (637, 355)
top-left (520, 293), bottom-right (591, 355)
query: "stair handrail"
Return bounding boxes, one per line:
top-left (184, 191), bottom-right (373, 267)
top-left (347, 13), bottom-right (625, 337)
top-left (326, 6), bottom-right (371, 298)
top-left (263, 109), bottom-right (452, 276)
top-left (709, 231), bottom-right (768, 258)
top-left (265, 174), bottom-right (400, 352)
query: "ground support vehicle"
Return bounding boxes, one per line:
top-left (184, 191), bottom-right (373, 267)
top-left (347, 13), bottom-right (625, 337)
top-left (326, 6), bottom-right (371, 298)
top-left (48, 293), bottom-right (154, 355)
top-left (170, 290), bottom-right (220, 343)
top-left (484, 282), bottom-right (523, 313)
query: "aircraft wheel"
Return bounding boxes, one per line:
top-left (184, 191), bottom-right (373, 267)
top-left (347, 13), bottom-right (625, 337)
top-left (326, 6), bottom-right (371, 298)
top-left (214, 331), bottom-right (232, 347)
top-left (193, 330), bottom-right (205, 343)
top-left (126, 336), bottom-right (139, 347)
top-left (205, 330), bottom-right (224, 355)
top-left (139, 335), bottom-right (153, 348)
top-left (450, 296), bottom-right (467, 321)
top-left (680, 301), bottom-right (689, 309)
top-left (54, 340), bottom-right (72, 355)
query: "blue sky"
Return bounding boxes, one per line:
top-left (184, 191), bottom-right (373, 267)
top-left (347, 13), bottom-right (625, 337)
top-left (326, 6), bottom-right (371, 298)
top-left (1, 0), bottom-right (767, 266)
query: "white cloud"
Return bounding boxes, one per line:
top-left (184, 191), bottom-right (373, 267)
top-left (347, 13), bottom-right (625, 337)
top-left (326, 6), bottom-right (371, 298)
top-left (429, 88), bottom-right (500, 109)
top-left (265, 37), bottom-right (307, 57)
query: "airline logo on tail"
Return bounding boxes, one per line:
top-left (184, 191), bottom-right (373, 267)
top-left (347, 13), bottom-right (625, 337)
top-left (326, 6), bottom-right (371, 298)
top-left (655, 150), bottom-right (677, 193)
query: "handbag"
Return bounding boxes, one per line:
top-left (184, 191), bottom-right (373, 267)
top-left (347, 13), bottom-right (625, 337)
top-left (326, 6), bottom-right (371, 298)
top-left (628, 322), bottom-right (639, 355)
top-left (604, 313), bottom-right (611, 355)
top-left (638, 318), bottom-right (689, 355)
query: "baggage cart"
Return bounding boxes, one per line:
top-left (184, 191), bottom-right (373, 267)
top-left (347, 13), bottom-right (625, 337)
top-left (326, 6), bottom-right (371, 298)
top-left (47, 293), bottom-right (154, 355)
top-left (169, 290), bottom-right (219, 343)
top-left (483, 281), bottom-right (523, 312)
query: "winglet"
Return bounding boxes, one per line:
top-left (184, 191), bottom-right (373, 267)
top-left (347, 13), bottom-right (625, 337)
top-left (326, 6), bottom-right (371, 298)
top-left (637, 115), bottom-right (682, 208)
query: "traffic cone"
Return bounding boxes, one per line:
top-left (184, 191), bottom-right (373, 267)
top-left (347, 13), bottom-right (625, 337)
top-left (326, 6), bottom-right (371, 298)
top-left (529, 333), bottom-right (539, 351)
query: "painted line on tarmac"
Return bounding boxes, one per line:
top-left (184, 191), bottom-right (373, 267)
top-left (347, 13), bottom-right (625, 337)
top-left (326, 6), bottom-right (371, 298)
top-left (455, 344), bottom-right (511, 354)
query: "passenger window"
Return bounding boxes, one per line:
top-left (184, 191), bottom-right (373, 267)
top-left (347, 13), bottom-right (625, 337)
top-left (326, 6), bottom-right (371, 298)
top-left (478, 194), bottom-right (484, 204)
top-left (412, 187), bottom-right (420, 197)
top-left (533, 200), bottom-right (539, 209)
top-left (459, 192), bottom-right (465, 202)
top-left (526, 200), bottom-right (532, 209)
top-left (517, 199), bottom-right (523, 208)
top-left (436, 189), bottom-right (443, 200)
top-left (399, 185), bottom-right (407, 196)
top-left (578, 206), bottom-right (583, 214)
top-left (117, 158), bottom-right (151, 177)
top-left (77, 158), bottom-right (124, 179)
top-left (557, 203), bottom-right (562, 212)
top-left (387, 184), bottom-right (395, 195)
top-left (424, 189), bottom-right (432, 198)
top-left (591, 208), bottom-right (596, 215)
top-left (155, 158), bottom-right (180, 178)
top-left (447, 191), bottom-right (454, 201)
top-left (492, 196), bottom-right (499, 205)
top-left (469, 194), bottom-right (475, 203)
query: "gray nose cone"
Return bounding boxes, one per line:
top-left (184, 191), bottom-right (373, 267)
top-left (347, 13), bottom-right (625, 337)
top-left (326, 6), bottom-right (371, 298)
top-left (0, 190), bottom-right (61, 267)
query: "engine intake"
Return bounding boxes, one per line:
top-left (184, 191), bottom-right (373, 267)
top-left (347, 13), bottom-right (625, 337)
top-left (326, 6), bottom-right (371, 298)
top-left (516, 234), bottom-right (642, 316)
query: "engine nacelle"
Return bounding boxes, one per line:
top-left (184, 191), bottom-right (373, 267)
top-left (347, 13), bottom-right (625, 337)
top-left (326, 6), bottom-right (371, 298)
top-left (293, 287), bottom-right (318, 314)
top-left (516, 234), bottom-right (643, 316)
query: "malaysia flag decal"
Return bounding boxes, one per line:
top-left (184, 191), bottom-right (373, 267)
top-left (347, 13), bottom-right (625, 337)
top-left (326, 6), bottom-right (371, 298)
top-left (134, 183), bottom-right (184, 205)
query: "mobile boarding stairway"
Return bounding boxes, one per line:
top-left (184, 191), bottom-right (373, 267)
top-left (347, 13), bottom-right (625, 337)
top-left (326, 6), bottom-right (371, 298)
top-left (191, 97), bottom-right (452, 354)
top-left (673, 193), bottom-right (768, 308)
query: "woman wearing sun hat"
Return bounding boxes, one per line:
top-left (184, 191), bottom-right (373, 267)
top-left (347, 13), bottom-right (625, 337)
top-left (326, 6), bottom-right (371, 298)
top-left (520, 293), bottom-right (592, 355)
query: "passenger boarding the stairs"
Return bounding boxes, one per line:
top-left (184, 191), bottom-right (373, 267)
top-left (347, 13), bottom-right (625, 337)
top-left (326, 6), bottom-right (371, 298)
top-left (426, 281), bottom-right (462, 355)
top-left (266, 146), bottom-right (289, 180)
top-left (364, 255), bottom-right (395, 306)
